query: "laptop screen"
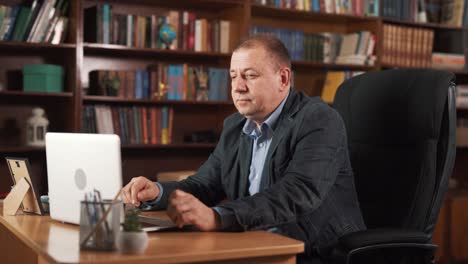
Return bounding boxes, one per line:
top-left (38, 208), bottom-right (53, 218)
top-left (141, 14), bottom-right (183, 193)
top-left (46, 133), bottom-right (122, 225)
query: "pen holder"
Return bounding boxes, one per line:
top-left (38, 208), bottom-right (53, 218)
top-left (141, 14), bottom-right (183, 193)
top-left (79, 200), bottom-right (122, 251)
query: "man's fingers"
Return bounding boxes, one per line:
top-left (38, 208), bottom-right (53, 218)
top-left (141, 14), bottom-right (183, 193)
top-left (172, 210), bottom-right (195, 228)
top-left (121, 183), bottom-right (132, 204)
top-left (175, 213), bottom-right (185, 228)
top-left (137, 183), bottom-right (158, 201)
top-left (180, 210), bottom-right (195, 225)
top-left (129, 179), bottom-right (145, 205)
top-left (166, 204), bottom-right (179, 225)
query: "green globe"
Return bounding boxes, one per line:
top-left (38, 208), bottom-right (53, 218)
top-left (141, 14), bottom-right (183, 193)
top-left (159, 23), bottom-right (176, 49)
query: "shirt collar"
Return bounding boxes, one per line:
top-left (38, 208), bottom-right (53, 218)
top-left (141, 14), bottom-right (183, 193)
top-left (242, 89), bottom-right (290, 136)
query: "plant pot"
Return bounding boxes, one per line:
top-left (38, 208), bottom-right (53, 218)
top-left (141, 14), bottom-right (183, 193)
top-left (116, 231), bottom-right (149, 254)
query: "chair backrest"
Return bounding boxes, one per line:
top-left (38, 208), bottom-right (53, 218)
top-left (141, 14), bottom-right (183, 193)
top-left (333, 69), bottom-right (456, 237)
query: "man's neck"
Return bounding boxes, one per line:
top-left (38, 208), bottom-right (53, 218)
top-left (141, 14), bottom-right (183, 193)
top-left (252, 90), bottom-right (290, 129)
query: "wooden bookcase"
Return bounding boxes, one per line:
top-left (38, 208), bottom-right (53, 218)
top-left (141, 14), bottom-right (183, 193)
top-left (0, 0), bottom-right (467, 262)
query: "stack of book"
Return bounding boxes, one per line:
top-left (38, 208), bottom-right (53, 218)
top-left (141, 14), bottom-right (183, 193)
top-left (382, 24), bottom-right (434, 68)
top-left (251, 26), bottom-right (376, 65)
top-left (84, 4), bottom-right (231, 53)
top-left (382, 0), bottom-right (468, 27)
top-left (0, 0), bottom-right (69, 44)
top-left (456, 85), bottom-right (468, 108)
top-left (82, 105), bottom-right (173, 145)
top-left (88, 65), bottom-right (230, 102)
top-left (253, 0), bottom-right (380, 16)
top-left (432, 52), bottom-right (466, 69)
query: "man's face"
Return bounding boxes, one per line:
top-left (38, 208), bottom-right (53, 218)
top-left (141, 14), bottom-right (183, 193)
top-left (230, 47), bottom-right (289, 123)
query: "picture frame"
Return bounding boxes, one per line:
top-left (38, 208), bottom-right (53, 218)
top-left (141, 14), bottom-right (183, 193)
top-left (5, 157), bottom-right (44, 215)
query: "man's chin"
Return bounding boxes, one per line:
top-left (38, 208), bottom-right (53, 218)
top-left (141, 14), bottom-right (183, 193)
top-left (238, 112), bottom-right (258, 121)
top-left (236, 108), bottom-right (253, 117)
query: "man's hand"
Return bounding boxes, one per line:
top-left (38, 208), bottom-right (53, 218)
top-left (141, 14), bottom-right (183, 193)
top-left (167, 190), bottom-right (221, 231)
top-left (122, 176), bottom-right (160, 206)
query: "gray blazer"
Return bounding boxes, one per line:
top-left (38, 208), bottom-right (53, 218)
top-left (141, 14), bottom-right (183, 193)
top-left (157, 89), bottom-right (365, 259)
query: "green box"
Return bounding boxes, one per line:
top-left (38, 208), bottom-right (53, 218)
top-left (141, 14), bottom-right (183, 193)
top-left (23, 64), bottom-right (64, 92)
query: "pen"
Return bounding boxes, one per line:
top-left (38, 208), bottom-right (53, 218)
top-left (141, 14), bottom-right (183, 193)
top-left (95, 189), bottom-right (112, 240)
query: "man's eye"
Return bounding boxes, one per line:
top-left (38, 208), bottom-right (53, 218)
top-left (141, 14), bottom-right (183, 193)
top-left (245, 74), bottom-right (257, 80)
top-left (230, 75), bottom-right (237, 80)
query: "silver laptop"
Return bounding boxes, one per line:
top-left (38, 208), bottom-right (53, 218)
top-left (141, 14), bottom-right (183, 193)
top-left (46, 132), bottom-right (122, 225)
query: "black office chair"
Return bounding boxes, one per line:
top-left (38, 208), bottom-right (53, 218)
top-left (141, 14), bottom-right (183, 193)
top-left (330, 69), bottom-right (456, 264)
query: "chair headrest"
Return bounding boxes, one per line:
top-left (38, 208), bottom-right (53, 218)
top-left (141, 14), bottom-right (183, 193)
top-left (334, 69), bottom-right (455, 143)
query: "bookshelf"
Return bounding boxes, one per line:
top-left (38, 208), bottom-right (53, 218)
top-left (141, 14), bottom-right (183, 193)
top-left (0, 0), bottom-right (467, 262)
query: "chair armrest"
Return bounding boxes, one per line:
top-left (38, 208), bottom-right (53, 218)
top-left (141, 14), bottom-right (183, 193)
top-left (339, 228), bottom-right (431, 250)
top-left (329, 229), bottom-right (435, 264)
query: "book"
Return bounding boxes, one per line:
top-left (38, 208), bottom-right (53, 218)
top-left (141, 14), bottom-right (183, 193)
top-left (321, 71), bottom-right (345, 103)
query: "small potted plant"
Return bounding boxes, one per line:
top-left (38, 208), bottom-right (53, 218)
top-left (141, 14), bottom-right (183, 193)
top-left (116, 207), bottom-right (148, 254)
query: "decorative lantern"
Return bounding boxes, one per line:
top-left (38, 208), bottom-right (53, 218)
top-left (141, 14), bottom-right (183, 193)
top-left (26, 108), bottom-right (49, 147)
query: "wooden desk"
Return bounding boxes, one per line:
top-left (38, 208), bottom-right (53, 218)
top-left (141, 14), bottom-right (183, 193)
top-left (0, 206), bottom-right (304, 264)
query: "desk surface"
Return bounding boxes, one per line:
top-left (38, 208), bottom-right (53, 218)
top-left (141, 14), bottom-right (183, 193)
top-left (0, 205), bottom-right (304, 264)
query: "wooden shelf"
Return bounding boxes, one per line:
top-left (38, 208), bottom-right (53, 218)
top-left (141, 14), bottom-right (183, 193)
top-left (0, 91), bottom-right (73, 105)
top-left (0, 146), bottom-right (45, 153)
top-left (251, 4), bottom-right (379, 23)
top-left (457, 106), bottom-right (468, 111)
top-left (380, 63), bottom-right (425, 69)
top-left (0, 41), bottom-right (76, 51)
top-left (83, 95), bottom-right (233, 105)
top-left (449, 69), bottom-right (468, 75)
top-left (292, 61), bottom-right (376, 71)
top-left (121, 143), bottom-right (216, 149)
top-left (381, 64), bottom-right (468, 75)
top-left (0, 144), bottom-right (216, 152)
top-left (83, 43), bottom-right (231, 59)
top-left (382, 18), bottom-right (468, 30)
top-left (0, 91), bottom-right (73, 98)
top-left (101, 0), bottom-right (243, 11)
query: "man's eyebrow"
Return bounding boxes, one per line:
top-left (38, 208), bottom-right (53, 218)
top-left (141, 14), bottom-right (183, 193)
top-left (229, 68), bottom-right (257, 73)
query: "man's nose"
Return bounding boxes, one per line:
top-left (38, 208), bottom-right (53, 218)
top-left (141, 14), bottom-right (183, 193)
top-left (233, 77), bottom-right (247, 92)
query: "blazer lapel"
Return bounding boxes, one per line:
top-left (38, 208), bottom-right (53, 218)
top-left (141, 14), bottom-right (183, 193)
top-left (260, 89), bottom-right (301, 189)
top-left (238, 132), bottom-right (253, 197)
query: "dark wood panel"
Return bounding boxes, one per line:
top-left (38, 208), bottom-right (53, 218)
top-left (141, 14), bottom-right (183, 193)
top-left (0, 91), bottom-right (73, 98)
top-left (83, 95), bottom-right (233, 106)
top-left (0, 41), bottom-right (76, 50)
top-left (83, 43), bottom-right (232, 59)
top-left (0, 103), bottom-right (74, 149)
top-left (121, 148), bottom-right (213, 184)
top-left (292, 61), bottom-right (376, 71)
top-left (450, 194), bottom-right (468, 262)
top-left (383, 18), bottom-right (467, 30)
top-left (121, 143), bottom-right (217, 149)
top-left (292, 68), bottom-right (327, 97)
top-left (85, 0), bottom-right (244, 12)
top-left (0, 50), bottom-right (76, 93)
top-left (451, 150), bottom-right (468, 188)
top-left (433, 198), bottom-right (448, 262)
top-left (172, 105), bottom-right (236, 143)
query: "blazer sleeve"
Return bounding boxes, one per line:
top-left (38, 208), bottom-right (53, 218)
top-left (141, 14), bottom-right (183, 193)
top-left (151, 120), bottom-right (231, 210)
top-left (218, 103), bottom-right (348, 230)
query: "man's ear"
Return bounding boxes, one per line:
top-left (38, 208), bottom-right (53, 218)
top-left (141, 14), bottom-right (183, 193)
top-left (279, 67), bottom-right (291, 91)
